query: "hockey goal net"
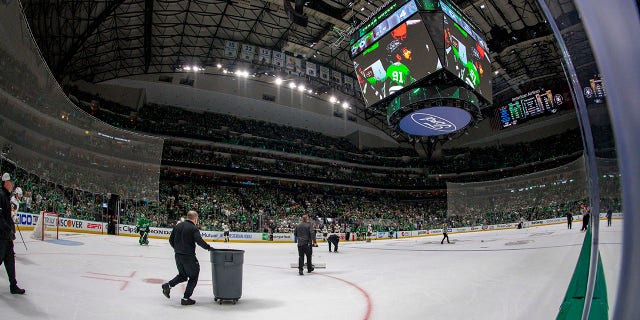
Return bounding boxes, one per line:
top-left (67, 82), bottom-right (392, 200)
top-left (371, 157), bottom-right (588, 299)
top-left (31, 212), bottom-right (59, 240)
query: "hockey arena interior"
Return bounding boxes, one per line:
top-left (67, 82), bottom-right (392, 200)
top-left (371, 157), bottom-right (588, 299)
top-left (0, 0), bottom-right (639, 319)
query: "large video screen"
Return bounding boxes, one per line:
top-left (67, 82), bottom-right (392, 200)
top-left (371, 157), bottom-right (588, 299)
top-left (442, 10), bottom-right (492, 103)
top-left (350, 0), bottom-right (420, 58)
top-left (353, 12), bottom-right (442, 107)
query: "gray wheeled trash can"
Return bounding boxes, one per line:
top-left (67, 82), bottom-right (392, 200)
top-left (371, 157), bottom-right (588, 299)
top-left (210, 249), bottom-right (244, 304)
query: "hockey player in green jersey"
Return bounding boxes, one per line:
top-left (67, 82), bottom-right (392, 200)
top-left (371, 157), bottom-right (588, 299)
top-left (386, 61), bottom-right (413, 95)
top-left (136, 215), bottom-right (152, 245)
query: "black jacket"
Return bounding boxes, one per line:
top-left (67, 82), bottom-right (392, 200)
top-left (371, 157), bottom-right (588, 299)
top-left (0, 187), bottom-right (15, 240)
top-left (169, 220), bottom-right (212, 255)
top-left (294, 222), bottom-right (314, 246)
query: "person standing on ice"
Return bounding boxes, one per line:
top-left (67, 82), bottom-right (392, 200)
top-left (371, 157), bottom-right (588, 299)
top-left (162, 210), bottom-right (213, 305)
top-left (0, 173), bottom-right (25, 294)
top-left (222, 223), bottom-right (230, 242)
top-left (580, 204), bottom-right (591, 232)
top-left (441, 222), bottom-right (450, 244)
top-left (294, 214), bottom-right (314, 275)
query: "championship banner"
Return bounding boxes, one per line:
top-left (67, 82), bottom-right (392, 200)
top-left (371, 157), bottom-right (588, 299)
top-left (273, 51), bottom-right (285, 67)
top-left (285, 55), bottom-right (296, 70)
top-left (306, 62), bottom-right (317, 77)
top-left (319, 66), bottom-right (330, 81)
top-left (294, 57), bottom-right (303, 73)
top-left (258, 47), bottom-right (271, 64)
top-left (224, 40), bottom-right (238, 58)
top-left (240, 43), bottom-right (255, 61)
top-left (332, 70), bottom-right (342, 84)
top-left (344, 76), bottom-right (354, 90)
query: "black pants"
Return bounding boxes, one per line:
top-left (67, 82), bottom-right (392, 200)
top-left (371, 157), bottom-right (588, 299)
top-left (581, 215), bottom-right (590, 231)
top-left (0, 240), bottom-right (17, 287)
top-left (567, 218), bottom-right (572, 229)
top-left (168, 254), bottom-right (200, 299)
top-left (328, 237), bottom-right (339, 252)
top-left (139, 230), bottom-right (148, 244)
top-left (607, 217), bottom-right (612, 226)
top-left (441, 233), bottom-right (450, 244)
top-left (297, 244), bottom-right (312, 271)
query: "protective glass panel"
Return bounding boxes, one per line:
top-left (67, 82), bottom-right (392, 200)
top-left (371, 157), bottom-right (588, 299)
top-left (0, 1), bottom-right (163, 200)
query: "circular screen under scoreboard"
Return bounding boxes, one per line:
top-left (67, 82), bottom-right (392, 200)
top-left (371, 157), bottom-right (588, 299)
top-left (399, 106), bottom-right (471, 136)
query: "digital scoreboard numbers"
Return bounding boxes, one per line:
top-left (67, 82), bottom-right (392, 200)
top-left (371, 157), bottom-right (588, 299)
top-left (591, 78), bottom-right (606, 98)
top-left (499, 89), bottom-right (557, 128)
top-left (583, 75), bottom-right (606, 104)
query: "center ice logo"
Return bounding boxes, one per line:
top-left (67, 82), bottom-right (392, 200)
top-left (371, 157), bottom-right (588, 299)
top-left (410, 113), bottom-right (457, 133)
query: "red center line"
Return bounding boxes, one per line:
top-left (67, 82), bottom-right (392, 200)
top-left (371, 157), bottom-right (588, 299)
top-left (87, 271), bottom-right (137, 278)
top-left (81, 276), bottom-right (130, 291)
top-left (247, 263), bottom-right (372, 320)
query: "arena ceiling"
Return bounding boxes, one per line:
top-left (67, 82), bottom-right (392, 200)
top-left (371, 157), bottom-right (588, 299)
top-left (21, 0), bottom-right (592, 111)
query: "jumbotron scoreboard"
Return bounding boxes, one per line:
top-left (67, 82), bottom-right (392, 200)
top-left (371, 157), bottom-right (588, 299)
top-left (350, 0), bottom-right (491, 137)
top-left (498, 88), bottom-right (565, 128)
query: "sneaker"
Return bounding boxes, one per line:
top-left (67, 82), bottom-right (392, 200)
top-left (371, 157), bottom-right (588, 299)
top-left (298, 269), bottom-right (303, 275)
top-left (308, 266), bottom-right (315, 273)
top-left (10, 286), bottom-right (25, 294)
top-left (162, 283), bottom-right (171, 299)
top-left (181, 298), bottom-right (196, 305)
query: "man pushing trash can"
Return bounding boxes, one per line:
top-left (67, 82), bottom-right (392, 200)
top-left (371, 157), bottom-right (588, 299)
top-left (162, 210), bottom-right (213, 305)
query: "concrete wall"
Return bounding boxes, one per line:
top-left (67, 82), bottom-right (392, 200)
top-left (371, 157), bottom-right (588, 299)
top-left (73, 80), bottom-right (145, 110)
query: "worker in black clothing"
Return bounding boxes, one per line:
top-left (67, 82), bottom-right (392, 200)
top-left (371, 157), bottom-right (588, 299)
top-left (580, 205), bottom-right (591, 232)
top-left (606, 208), bottom-right (613, 227)
top-left (162, 210), bottom-right (213, 305)
top-left (294, 214), bottom-right (314, 275)
top-left (328, 234), bottom-right (339, 252)
top-left (0, 173), bottom-right (25, 294)
top-left (566, 212), bottom-right (573, 229)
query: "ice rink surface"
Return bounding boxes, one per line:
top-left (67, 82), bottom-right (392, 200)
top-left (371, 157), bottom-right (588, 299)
top-left (1, 220), bottom-right (622, 320)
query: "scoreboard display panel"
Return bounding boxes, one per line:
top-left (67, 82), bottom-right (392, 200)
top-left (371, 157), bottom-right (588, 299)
top-left (499, 88), bottom-right (558, 128)
top-left (353, 12), bottom-right (442, 107)
top-left (583, 74), bottom-right (606, 104)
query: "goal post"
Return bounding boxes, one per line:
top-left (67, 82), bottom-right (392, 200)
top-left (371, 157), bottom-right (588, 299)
top-left (31, 212), bottom-right (59, 240)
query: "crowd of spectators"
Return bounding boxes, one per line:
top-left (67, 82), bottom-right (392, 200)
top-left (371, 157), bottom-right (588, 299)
top-left (2, 157), bottom-right (622, 236)
top-left (69, 92), bottom-right (590, 171)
